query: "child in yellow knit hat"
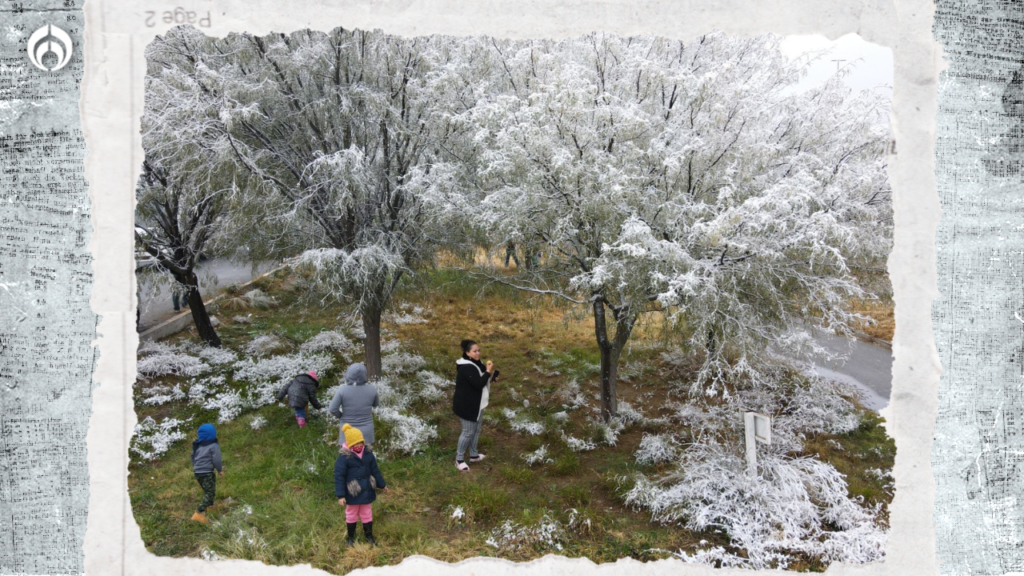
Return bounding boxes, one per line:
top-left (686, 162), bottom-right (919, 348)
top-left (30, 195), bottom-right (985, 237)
top-left (334, 423), bottom-right (388, 546)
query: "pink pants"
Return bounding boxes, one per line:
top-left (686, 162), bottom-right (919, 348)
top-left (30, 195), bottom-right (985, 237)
top-left (345, 503), bottom-right (373, 523)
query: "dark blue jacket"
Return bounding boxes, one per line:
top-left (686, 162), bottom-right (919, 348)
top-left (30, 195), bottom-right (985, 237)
top-left (334, 445), bottom-right (386, 505)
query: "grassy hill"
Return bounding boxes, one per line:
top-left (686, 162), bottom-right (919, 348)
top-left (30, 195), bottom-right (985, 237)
top-left (130, 268), bottom-right (895, 573)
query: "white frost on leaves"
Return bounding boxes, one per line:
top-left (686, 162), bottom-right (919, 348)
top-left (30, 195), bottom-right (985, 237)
top-left (375, 406), bottom-right (437, 456)
top-left (200, 549), bottom-right (223, 561)
top-left (203, 390), bottom-right (245, 423)
top-left (635, 433), bottom-right (679, 465)
top-left (551, 411), bottom-right (569, 423)
top-left (197, 346), bottom-right (238, 365)
top-left (232, 315), bottom-right (252, 325)
top-left (487, 513), bottom-right (565, 552)
top-left (382, 351), bottom-right (426, 375)
top-left (450, 505), bottom-right (465, 520)
top-left (137, 348), bottom-right (210, 378)
top-left (510, 418), bottom-right (545, 436)
top-left (130, 416), bottom-right (188, 462)
top-left (596, 418), bottom-right (625, 446)
top-left (249, 414), bottom-right (268, 430)
top-left (383, 311), bottom-right (428, 325)
top-left (299, 330), bottom-right (353, 355)
top-left (623, 437), bottom-right (888, 569)
top-left (562, 434), bottom-right (597, 453)
top-left (242, 289), bottom-right (277, 309)
top-left (188, 375), bottom-right (226, 405)
top-left (617, 401), bottom-right (645, 425)
top-left (521, 444), bottom-right (554, 466)
top-left (141, 384), bottom-right (186, 406)
top-left (557, 379), bottom-right (589, 410)
top-left (232, 352), bottom-right (333, 408)
top-left (245, 335), bottom-right (286, 357)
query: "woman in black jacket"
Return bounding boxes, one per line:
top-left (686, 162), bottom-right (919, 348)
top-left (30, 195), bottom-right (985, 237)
top-left (452, 339), bottom-right (496, 471)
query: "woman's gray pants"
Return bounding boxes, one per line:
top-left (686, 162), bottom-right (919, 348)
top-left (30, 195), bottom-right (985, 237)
top-left (456, 411), bottom-right (483, 461)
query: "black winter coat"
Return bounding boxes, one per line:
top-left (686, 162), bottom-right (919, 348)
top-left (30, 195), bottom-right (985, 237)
top-left (452, 356), bottom-right (492, 422)
top-left (334, 445), bottom-right (387, 505)
top-left (276, 374), bottom-right (323, 409)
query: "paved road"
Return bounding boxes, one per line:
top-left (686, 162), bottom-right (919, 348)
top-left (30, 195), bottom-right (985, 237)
top-left (808, 332), bottom-right (892, 412)
top-left (137, 259), bottom-right (277, 332)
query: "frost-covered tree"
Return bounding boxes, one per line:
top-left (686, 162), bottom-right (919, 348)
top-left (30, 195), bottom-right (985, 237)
top-left (144, 27), bottom-right (476, 378)
top-left (464, 33), bottom-right (891, 418)
top-left (135, 157), bottom-right (229, 347)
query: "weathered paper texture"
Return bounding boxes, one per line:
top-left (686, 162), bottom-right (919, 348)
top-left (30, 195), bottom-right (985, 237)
top-left (931, 1), bottom-right (1024, 575)
top-left (77, 1), bottom-right (940, 575)
top-left (0, 2), bottom-right (94, 574)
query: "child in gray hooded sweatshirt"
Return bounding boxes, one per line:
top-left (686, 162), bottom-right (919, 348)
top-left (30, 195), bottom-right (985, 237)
top-left (329, 363), bottom-right (379, 447)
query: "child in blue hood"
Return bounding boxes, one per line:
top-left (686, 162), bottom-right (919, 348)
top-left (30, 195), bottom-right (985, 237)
top-left (190, 423), bottom-right (224, 523)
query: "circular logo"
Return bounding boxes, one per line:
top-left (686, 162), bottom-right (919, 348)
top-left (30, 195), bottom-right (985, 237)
top-left (27, 24), bottom-right (73, 72)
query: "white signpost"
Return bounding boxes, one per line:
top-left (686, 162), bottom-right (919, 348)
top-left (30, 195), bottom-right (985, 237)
top-left (744, 412), bottom-right (772, 477)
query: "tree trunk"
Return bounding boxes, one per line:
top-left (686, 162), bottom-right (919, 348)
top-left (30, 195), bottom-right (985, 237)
top-left (598, 340), bottom-right (622, 422)
top-left (362, 303), bottom-right (383, 381)
top-left (181, 272), bottom-right (221, 348)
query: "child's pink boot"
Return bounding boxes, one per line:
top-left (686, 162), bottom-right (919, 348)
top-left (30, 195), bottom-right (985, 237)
top-left (297, 416), bottom-right (307, 428)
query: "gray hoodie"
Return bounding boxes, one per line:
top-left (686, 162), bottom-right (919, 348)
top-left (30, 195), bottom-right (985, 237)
top-left (191, 443), bottom-right (223, 474)
top-left (329, 363), bottom-right (379, 445)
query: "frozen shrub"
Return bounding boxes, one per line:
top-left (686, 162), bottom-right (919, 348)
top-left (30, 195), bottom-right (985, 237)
top-left (249, 414), bottom-right (268, 430)
top-left (232, 315), bottom-right (252, 324)
top-left (510, 418), bottom-right (545, 436)
top-left (563, 434), bottom-right (597, 453)
top-left (188, 375), bottom-right (226, 405)
top-left (245, 335), bottom-right (286, 357)
top-left (382, 351), bottom-right (426, 375)
top-left (300, 330), bottom-right (353, 355)
top-left (486, 513), bottom-right (565, 551)
top-left (501, 407), bottom-right (517, 420)
top-left (617, 401), bottom-right (644, 425)
top-left (596, 418), bottom-right (625, 446)
top-left (243, 289), bottom-right (277, 309)
top-left (141, 384), bottom-right (186, 406)
top-left (137, 349), bottom-right (211, 378)
top-left (197, 346), bottom-right (238, 365)
top-left (383, 311), bottom-right (427, 325)
top-left (375, 406), bottom-right (437, 455)
top-left (232, 352), bottom-right (333, 407)
top-left (551, 411), bottom-right (569, 423)
top-left (557, 379), bottom-right (588, 410)
top-left (635, 433), bottom-right (679, 465)
top-left (204, 390), bottom-right (245, 423)
top-left (521, 444), bottom-right (554, 466)
top-left (623, 438), bottom-right (888, 569)
top-left (130, 416), bottom-right (187, 462)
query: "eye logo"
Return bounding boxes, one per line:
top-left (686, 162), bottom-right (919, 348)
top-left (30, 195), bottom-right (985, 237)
top-left (27, 24), bottom-right (73, 72)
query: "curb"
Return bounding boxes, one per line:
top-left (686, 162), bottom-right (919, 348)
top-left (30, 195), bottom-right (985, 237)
top-left (138, 263), bottom-right (289, 342)
top-left (853, 329), bottom-right (892, 352)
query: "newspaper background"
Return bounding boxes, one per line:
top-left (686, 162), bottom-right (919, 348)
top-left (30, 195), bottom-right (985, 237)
top-left (931, 1), bottom-right (1024, 575)
top-left (77, 0), bottom-right (937, 575)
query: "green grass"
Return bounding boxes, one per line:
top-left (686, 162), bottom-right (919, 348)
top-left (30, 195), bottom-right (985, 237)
top-left (131, 266), bottom-right (897, 572)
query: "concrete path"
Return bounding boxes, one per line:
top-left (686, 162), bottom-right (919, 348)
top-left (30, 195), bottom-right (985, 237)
top-left (137, 259), bottom-right (277, 332)
top-left (809, 332), bottom-right (893, 412)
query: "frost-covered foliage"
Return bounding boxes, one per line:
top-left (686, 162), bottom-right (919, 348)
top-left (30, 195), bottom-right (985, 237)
top-left (616, 401), bottom-right (645, 425)
top-left (556, 379), bottom-right (589, 410)
top-left (375, 406), bottom-right (437, 456)
top-left (131, 416), bottom-right (188, 461)
top-left (232, 315), bottom-right (252, 324)
top-left (232, 353), bottom-right (333, 408)
top-left (383, 311), bottom-right (428, 325)
top-left (562, 434), bottom-right (597, 453)
top-left (249, 414), bottom-right (268, 430)
top-left (414, 370), bottom-right (451, 402)
top-left (245, 335), bottom-right (286, 357)
top-left (381, 351), bottom-right (426, 375)
top-left (141, 384), bottom-right (186, 406)
top-left (500, 406), bottom-right (545, 435)
top-left (521, 445), bottom-right (554, 466)
top-left (635, 434), bottom-right (679, 465)
top-left (242, 289), bottom-right (277, 309)
top-left (203, 390), bottom-right (245, 423)
top-left (137, 345), bottom-right (211, 379)
top-left (595, 418), bottom-right (625, 446)
top-left (188, 375), bottom-right (226, 405)
top-left (624, 376), bottom-right (886, 568)
top-left (486, 513), bottom-right (565, 551)
top-left (299, 330), bottom-right (353, 355)
top-left (197, 346), bottom-right (238, 365)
